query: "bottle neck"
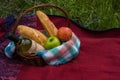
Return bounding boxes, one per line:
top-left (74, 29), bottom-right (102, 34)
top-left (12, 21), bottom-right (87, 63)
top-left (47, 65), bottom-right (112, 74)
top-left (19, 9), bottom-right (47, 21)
top-left (6, 33), bottom-right (21, 43)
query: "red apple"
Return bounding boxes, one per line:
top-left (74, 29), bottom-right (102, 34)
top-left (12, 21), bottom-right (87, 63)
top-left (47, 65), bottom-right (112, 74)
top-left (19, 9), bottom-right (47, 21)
top-left (57, 27), bottom-right (72, 41)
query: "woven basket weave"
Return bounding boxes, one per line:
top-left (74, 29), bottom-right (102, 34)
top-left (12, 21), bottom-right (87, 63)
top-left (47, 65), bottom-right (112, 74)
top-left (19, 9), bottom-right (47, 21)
top-left (12, 4), bottom-right (70, 66)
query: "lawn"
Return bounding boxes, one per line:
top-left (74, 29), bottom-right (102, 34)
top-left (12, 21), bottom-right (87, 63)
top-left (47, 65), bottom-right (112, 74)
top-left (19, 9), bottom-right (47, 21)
top-left (0, 0), bottom-right (119, 30)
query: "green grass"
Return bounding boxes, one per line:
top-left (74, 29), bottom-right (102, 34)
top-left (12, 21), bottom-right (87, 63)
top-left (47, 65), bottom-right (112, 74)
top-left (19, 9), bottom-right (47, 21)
top-left (0, 0), bottom-right (120, 30)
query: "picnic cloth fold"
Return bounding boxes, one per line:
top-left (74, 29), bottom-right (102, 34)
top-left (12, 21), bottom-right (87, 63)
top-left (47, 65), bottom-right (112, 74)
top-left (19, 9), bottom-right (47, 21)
top-left (0, 14), bottom-right (37, 80)
top-left (0, 15), bottom-right (22, 80)
top-left (1, 15), bottom-right (120, 80)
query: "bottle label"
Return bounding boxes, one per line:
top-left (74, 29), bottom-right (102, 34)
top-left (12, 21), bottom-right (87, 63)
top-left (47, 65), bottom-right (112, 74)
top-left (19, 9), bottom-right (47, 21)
top-left (27, 40), bottom-right (45, 53)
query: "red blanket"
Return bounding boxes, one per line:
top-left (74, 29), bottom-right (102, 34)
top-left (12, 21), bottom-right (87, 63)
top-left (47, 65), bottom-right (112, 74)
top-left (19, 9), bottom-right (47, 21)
top-left (1, 15), bottom-right (120, 80)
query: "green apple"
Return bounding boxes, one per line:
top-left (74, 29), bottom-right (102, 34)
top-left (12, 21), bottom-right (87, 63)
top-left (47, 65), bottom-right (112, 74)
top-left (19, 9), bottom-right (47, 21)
top-left (44, 36), bottom-right (61, 50)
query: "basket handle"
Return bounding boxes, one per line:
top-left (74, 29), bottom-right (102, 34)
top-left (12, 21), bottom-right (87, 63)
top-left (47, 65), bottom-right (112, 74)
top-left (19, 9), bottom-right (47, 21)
top-left (12, 4), bottom-right (70, 34)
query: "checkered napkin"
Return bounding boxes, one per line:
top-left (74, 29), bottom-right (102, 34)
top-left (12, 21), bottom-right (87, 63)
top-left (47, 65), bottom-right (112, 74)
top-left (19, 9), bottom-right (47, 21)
top-left (4, 41), bottom-right (15, 58)
top-left (36, 33), bottom-right (80, 66)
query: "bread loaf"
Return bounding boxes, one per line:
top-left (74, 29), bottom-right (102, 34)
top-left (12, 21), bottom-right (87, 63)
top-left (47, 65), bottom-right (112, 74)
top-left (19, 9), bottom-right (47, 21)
top-left (36, 10), bottom-right (58, 36)
top-left (17, 25), bottom-right (47, 46)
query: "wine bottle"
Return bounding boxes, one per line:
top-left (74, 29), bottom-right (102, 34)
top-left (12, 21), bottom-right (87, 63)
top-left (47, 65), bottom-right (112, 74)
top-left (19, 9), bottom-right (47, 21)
top-left (6, 33), bottom-right (45, 56)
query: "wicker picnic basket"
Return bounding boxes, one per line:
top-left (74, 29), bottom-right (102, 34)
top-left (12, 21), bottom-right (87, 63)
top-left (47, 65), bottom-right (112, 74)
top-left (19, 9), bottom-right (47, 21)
top-left (12, 4), bottom-right (69, 65)
top-left (12, 4), bottom-right (70, 66)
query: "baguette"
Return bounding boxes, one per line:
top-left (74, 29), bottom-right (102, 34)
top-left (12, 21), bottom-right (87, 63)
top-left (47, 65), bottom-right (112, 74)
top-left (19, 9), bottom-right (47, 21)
top-left (17, 25), bottom-right (47, 46)
top-left (36, 10), bottom-right (58, 36)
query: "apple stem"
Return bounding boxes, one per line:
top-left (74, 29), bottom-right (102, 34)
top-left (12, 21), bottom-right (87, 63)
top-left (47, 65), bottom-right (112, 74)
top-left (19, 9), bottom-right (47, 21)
top-left (50, 38), bottom-right (53, 42)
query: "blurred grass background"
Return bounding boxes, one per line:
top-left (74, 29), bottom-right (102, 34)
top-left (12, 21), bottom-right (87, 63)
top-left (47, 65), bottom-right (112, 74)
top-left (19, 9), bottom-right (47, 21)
top-left (0, 0), bottom-right (120, 30)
